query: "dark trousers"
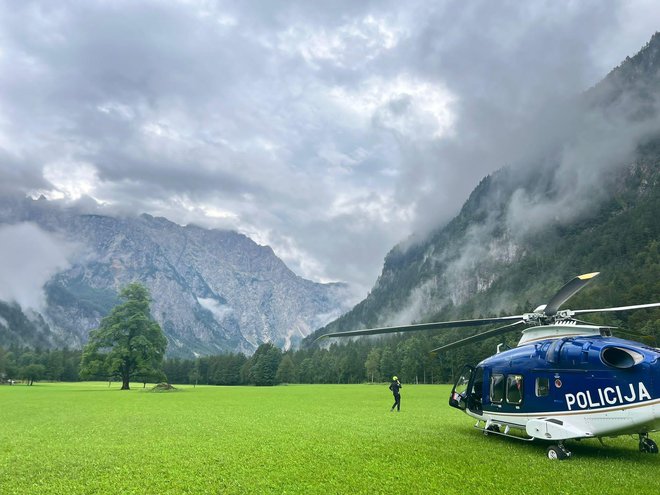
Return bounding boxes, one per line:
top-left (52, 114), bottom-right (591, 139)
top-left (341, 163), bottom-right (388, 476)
top-left (391, 393), bottom-right (401, 411)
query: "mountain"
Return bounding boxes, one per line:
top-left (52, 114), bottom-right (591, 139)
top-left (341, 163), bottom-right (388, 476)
top-left (311, 33), bottom-right (660, 344)
top-left (0, 197), bottom-right (352, 357)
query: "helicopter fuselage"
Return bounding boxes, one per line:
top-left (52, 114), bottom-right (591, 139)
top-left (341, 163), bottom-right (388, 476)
top-left (450, 327), bottom-right (660, 442)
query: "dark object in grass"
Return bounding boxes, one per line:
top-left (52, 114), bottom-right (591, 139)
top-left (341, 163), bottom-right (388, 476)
top-left (150, 383), bottom-right (178, 392)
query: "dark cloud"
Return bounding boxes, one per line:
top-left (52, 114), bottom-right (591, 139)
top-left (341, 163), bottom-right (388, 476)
top-left (0, 0), bottom-right (657, 300)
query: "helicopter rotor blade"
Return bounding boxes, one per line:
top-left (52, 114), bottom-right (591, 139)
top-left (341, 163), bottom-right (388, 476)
top-left (430, 320), bottom-right (525, 353)
top-left (572, 302), bottom-right (660, 315)
top-left (317, 315), bottom-right (524, 340)
top-left (608, 327), bottom-right (655, 340)
top-left (543, 272), bottom-right (600, 316)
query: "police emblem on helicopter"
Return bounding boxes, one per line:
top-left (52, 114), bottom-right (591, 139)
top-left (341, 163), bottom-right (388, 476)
top-left (321, 272), bottom-right (660, 459)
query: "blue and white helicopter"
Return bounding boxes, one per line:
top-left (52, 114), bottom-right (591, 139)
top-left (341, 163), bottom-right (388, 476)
top-left (321, 272), bottom-right (660, 459)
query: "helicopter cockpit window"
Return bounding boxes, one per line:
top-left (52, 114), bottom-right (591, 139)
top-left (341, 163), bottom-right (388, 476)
top-left (506, 374), bottom-right (523, 405)
top-left (490, 373), bottom-right (505, 403)
top-left (535, 377), bottom-right (549, 397)
top-left (471, 367), bottom-right (484, 396)
top-left (454, 367), bottom-right (472, 396)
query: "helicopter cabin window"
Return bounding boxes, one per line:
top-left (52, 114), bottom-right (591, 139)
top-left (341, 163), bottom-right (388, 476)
top-left (506, 374), bottom-right (523, 405)
top-left (490, 373), bottom-right (505, 403)
top-left (535, 377), bottom-right (550, 397)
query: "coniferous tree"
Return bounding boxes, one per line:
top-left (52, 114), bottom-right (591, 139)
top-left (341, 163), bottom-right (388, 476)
top-left (276, 354), bottom-right (296, 383)
top-left (248, 343), bottom-right (282, 386)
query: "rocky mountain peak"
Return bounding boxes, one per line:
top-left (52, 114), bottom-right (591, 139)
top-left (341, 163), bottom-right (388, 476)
top-left (0, 197), bottom-right (352, 357)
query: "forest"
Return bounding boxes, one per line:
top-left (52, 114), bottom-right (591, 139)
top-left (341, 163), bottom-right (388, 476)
top-left (0, 334), bottom-right (455, 387)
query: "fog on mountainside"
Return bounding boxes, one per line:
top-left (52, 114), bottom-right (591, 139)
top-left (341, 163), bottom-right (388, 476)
top-left (312, 33), bottom-right (660, 343)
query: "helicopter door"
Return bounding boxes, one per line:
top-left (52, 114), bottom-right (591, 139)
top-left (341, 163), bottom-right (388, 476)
top-left (449, 365), bottom-right (474, 410)
top-left (467, 366), bottom-right (484, 415)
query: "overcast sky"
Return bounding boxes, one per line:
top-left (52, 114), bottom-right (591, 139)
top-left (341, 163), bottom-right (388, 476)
top-left (0, 0), bottom-right (658, 301)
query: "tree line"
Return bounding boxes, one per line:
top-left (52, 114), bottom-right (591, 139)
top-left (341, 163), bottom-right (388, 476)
top-left (0, 335), bottom-right (465, 387)
top-left (162, 336), bottom-right (456, 386)
top-left (0, 346), bottom-right (81, 385)
top-left (158, 324), bottom-right (549, 386)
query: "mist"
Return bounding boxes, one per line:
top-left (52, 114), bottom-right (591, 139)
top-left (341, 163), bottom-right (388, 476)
top-left (0, 223), bottom-right (74, 310)
top-left (385, 38), bottom-right (660, 325)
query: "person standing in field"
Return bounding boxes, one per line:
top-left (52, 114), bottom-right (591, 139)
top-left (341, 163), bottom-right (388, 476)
top-left (389, 376), bottom-right (402, 412)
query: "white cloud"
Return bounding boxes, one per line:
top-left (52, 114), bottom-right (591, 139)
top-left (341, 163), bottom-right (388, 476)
top-left (330, 190), bottom-right (413, 226)
top-left (97, 102), bottom-right (136, 121)
top-left (42, 161), bottom-right (100, 201)
top-left (328, 75), bottom-right (455, 139)
top-left (277, 14), bottom-right (406, 69)
top-left (0, 223), bottom-right (75, 310)
top-left (197, 297), bottom-right (233, 321)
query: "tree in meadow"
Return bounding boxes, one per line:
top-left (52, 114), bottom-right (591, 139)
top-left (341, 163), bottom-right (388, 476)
top-left (80, 283), bottom-right (167, 390)
top-left (22, 363), bottom-right (46, 386)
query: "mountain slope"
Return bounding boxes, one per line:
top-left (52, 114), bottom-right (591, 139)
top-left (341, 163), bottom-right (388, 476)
top-left (0, 198), bottom-right (351, 357)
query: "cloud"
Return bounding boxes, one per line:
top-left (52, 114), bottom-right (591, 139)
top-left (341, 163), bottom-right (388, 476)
top-left (0, 0), bottom-right (659, 301)
top-left (506, 63), bottom-right (660, 234)
top-left (197, 297), bottom-right (233, 322)
top-left (0, 223), bottom-right (75, 310)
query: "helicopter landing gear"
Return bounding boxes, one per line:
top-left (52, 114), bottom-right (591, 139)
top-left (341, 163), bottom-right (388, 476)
top-left (546, 443), bottom-right (571, 460)
top-left (638, 434), bottom-right (658, 454)
top-left (484, 424), bottom-right (500, 435)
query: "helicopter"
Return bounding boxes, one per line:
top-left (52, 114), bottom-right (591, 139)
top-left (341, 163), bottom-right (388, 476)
top-left (320, 272), bottom-right (660, 459)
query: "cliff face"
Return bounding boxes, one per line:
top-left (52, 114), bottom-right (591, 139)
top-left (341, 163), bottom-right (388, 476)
top-left (0, 198), bottom-right (351, 357)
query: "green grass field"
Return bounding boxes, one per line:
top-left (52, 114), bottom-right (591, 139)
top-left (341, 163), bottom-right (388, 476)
top-left (1, 382), bottom-right (658, 494)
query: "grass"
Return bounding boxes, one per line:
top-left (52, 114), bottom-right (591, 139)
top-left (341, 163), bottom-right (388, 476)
top-left (0, 382), bottom-right (658, 494)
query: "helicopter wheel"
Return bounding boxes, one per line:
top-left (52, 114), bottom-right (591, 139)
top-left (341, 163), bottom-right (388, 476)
top-left (485, 425), bottom-right (500, 435)
top-left (546, 444), bottom-right (570, 460)
top-left (638, 435), bottom-right (659, 454)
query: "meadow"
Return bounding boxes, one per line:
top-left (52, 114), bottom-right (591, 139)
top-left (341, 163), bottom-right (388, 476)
top-left (1, 382), bottom-right (658, 494)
